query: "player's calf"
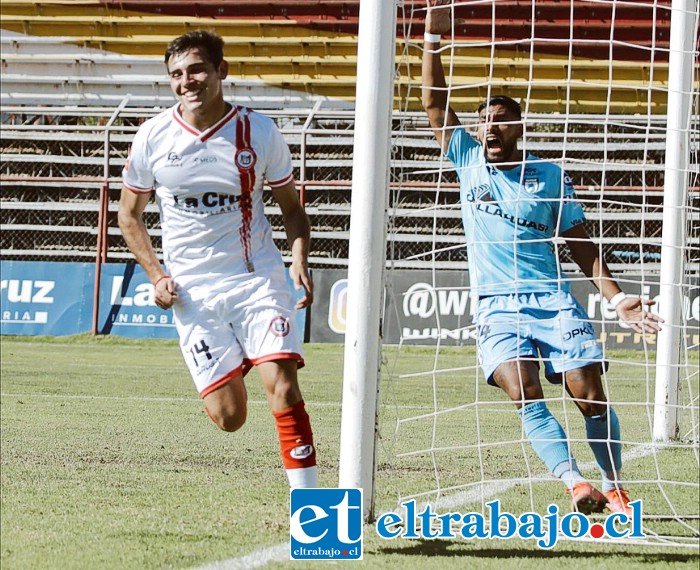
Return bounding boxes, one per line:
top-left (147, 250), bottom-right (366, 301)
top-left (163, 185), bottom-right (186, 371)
top-left (273, 399), bottom-right (318, 488)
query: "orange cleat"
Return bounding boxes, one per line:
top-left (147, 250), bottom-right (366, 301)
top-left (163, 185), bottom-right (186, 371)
top-left (566, 482), bottom-right (608, 514)
top-left (604, 488), bottom-right (633, 516)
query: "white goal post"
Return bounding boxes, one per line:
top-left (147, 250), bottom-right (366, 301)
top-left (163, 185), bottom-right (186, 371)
top-left (338, 0), bottom-right (397, 519)
top-left (340, 0), bottom-right (699, 546)
top-left (653, 0), bottom-right (698, 442)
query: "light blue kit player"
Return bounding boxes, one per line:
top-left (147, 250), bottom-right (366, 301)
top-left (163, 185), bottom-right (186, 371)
top-left (422, 0), bottom-right (663, 515)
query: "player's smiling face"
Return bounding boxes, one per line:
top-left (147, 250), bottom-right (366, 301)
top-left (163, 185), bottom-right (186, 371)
top-left (477, 104), bottom-right (523, 167)
top-left (167, 47), bottom-right (228, 129)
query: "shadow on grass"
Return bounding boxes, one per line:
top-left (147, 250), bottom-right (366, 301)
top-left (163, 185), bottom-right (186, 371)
top-left (374, 539), bottom-right (698, 563)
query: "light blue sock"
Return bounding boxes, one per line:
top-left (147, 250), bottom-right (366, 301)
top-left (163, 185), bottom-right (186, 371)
top-left (518, 401), bottom-right (584, 489)
top-left (584, 408), bottom-right (623, 492)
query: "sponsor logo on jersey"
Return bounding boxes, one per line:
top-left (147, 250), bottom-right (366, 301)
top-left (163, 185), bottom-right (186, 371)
top-left (465, 183), bottom-right (493, 203)
top-left (270, 316), bottom-right (291, 337)
top-left (235, 147), bottom-right (257, 171)
top-left (166, 151), bottom-right (183, 167)
top-left (171, 192), bottom-right (241, 215)
top-left (474, 202), bottom-right (550, 233)
top-left (193, 155), bottom-right (218, 164)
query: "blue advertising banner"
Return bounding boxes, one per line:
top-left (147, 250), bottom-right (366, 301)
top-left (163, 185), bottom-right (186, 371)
top-left (1, 260), bottom-right (307, 342)
top-left (98, 263), bottom-right (308, 341)
top-left (98, 263), bottom-right (177, 339)
top-left (1, 260), bottom-right (94, 335)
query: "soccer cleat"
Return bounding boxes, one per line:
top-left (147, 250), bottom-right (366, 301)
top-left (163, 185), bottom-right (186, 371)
top-left (566, 482), bottom-right (608, 514)
top-left (604, 488), bottom-right (633, 516)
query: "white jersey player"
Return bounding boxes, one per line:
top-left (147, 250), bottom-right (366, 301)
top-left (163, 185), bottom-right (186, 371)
top-left (118, 30), bottom-right (317, 489)
top-left (422, 0), bottom-right (662, 515)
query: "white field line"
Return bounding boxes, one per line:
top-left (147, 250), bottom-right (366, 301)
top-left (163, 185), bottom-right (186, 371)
top-left (189, 444), bottom-right (660, 570)
top-left (0, 391), bottom-right (515, 412)
top-left (192, 544), bottom-right (289, 570)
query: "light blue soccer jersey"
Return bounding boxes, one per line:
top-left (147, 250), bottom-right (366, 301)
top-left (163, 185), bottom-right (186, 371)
top-left (446, 127), bottom-right (586, 295)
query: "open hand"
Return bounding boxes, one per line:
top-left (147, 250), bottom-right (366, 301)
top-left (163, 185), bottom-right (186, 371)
top-left (616, 296), bottom-right (664, 334)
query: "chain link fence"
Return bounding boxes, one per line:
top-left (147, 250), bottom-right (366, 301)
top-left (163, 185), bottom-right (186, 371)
top-left (2, 103), bottom-right (698, 274)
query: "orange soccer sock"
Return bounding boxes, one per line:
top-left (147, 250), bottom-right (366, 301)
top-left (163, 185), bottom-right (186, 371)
top-left (273, 399), bottom-right (317, 470)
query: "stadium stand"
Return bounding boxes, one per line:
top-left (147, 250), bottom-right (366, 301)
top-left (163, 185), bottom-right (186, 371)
top-left (1, 0), bottom-right (695, 271)
top-left (1, 0), bottom-right (670, 112)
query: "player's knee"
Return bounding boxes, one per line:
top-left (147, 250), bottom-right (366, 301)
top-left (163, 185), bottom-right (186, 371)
top-left (579, 400), bottom-right (607, 417)
top-left (500, 378), bottom-right (543, 404)
top-left (493, 362), bottom-right (543, 405)
top-left (271, 377), bottom-right (300, 400)
top-left (566, 366), bottom-right (607, 416)
top-left (205, 405), bottom-right (247, 432)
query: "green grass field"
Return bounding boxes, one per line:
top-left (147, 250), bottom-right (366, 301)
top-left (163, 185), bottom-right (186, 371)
top-left (1, 335), bottom-right (698, 569)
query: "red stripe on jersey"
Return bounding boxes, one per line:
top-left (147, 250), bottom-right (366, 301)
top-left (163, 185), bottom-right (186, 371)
top-left (268, 173), bottom-right (294, 188)
top-left (201, 105), bottom-right (239, 142)
top-left (236, 108), bottom-right (256, 273)
top-left (172, 107), bottom-right (199, 136)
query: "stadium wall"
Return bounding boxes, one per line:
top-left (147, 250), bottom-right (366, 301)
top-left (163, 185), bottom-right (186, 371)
top-left (2, 260), bottom-right (698, 349)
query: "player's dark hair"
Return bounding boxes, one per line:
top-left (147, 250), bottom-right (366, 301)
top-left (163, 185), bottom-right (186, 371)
top-left (164, 30), bottom-right (225, 68)
top-left (477, 95), bottom-right (522, 119)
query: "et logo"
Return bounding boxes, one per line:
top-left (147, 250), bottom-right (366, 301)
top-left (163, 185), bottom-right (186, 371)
top-left (290, 488), bottom-right (363, 560)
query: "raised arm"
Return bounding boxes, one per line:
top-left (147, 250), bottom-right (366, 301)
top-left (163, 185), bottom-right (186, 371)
top-left (117, 187), bottom-right (177, 310)
top-left (272, 180), bottom-right (313, 309)
top-left (562, 223), bottom-right (663, 334)
top-left (422, 0), bottom-right (462, 151)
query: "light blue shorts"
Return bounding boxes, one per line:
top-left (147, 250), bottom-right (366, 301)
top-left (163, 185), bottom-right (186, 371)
top-left (476, 290), bottom-right (605, 385)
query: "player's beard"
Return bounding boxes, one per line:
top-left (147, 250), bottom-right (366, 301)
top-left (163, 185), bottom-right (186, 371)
top-left (484, 138), bottom-right (516, 164)
top-left (480, 124), bottom-right (522, 166)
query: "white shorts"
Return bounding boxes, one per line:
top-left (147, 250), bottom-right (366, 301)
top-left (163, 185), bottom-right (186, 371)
top-left (172, 265), bottom-right (304, 397)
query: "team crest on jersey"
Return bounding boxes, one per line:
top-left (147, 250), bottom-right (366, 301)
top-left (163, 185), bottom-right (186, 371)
top-left (270, 316), bottom-right (291, 337)
top-left (235, 147), bottom-right (257, 171)
top-left (524, 178), bottom-right (541, 194)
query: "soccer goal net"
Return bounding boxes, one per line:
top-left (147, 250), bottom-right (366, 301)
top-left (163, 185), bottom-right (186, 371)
top-left (364, 0), bottom-right (699, 548)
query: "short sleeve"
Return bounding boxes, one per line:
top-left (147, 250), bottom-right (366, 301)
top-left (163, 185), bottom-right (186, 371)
top-left (122, 122), bottom-right (155, 192)
top-left (445, 127), bottom-right (482, 172)
top-left (559, 170), bottom-right (586, 233)
top-left (263, 118), bottom-right (294, 188)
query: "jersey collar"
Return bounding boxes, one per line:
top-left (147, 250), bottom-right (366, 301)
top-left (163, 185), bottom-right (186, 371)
top-left (171, 103), bottom-right (239, 142)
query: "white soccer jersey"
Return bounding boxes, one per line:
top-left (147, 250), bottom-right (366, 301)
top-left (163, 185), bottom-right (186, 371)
top-left (122, 104), bottom-right (294, 292)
